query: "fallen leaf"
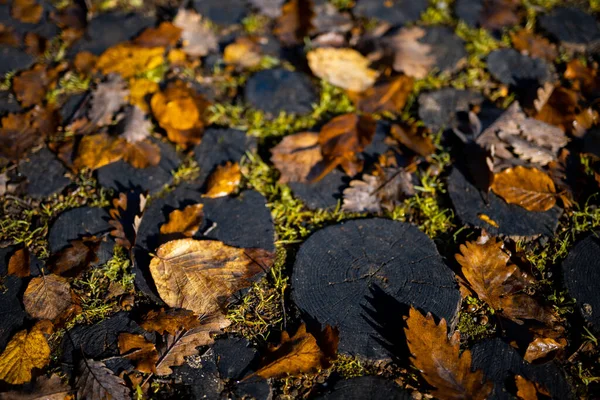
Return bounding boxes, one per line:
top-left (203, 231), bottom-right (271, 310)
top-left (127, 78), bottom-right (159, 112)
top-left (118, 333), bottom-right (158, 374)
top-left (119, 105), bottom-right (153, 143)
top-left (405, 307), bottom-right (493, 400)
top-left (160, 203), bottom-right (205, 237)
top-left (23, 274), bottom-right (72, 320)
top-left (23, 32), bottom-right (46, 55)
top-left (455, 236), bottom-right (557, 325)
top-left (387, 27), bottom-right (435, 79)
top-left (154, 312), bottom-right (230, 376)
top-left (203, 162), bottom-right (242, 198)
top-left (349, 75), bottom-right (414, 114)
top-left (275, 0), bottom-right (314, 46)
top-left (479, 0), bottom-right (522, 30)
top-left (96, 43), bottom-right (165, 79)
top-left (342, 167), bottom-right (414, 213)
top-left (0, 322), bottom-right (51, 385)
top-left (76, 359), bottom-right (130, 400)
top-left (564, 59), bottom-right (600, 100)
top-left (491, 166), bottom-right (556, 212)
top-left (0, 107), bottom-right (58, 160)
top-left (0, 374), bottom-right (70, 400)
top-left (11, 0), bottom-right (43, 24)
top-left (121, 139), bottom-right (161, 170)
top-left (270, 132), bottom-right (322, 183)
top-left (307, 47), bottom-right (378, 92)
top-left (510, 29), bottom-right (557, 62)
top-left (109, 192), bottom-right (147, 250)
top-left (223, 36), bottom-right (263, 69)
top-left (133, 22), bottom-right (182, 48)
top-left (0, 23), bottom-right (20, 46)
top-left (73, 133), bottom-right (126, 171)
top-left (139, 308), bottom-right (200, 336)
top-left (13, 64), bottom-right (64, 108)
top-left (88, 74), bottom-right (130, 129)
top-left (313, 113), bottom-right (376, 180)
top-left (515, 375), bottom-right (550, 400)
top-left (248, 324), bottom-right (338, 379)
top-left (8, 247), bottom-right (30, 277)
top-left (390, 123), bottom-right (435, 158)
top-left (49, 237), bottom-right (100, 277)
top-left (173, 9), bottom-right (218, 57)
top-left (149, 238), bottom-right (274, 315)
top-left (524, 337), bottom-right (565, 363)
top-left (478, 213), bottom-right (499, 228)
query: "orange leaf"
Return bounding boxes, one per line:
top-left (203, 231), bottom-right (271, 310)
top-left (11, 0), bottom-right (43, 24)
top-left (405, 307), bottom-right (493, 400)
top-left (118, 333), bottom-right (159, 374)
top-left (49, 237), bottom-right (101, 277)
top-left (134, 22), bottom-right (182, 48)
top-left (96, 44), bottom-right (165, 79)
top-left (274, 0), bottom-right (314, 47)
top-left (160, 203), bottom-right (205, 237)
top-left (491, 166), bottom-right (556, 212)
top-left (8, 247), bottom-right (30, 277)
top-left (73, 133), bottom-right (126, 171)
top-left (515, 375), bottom-right (550, 400)
top-left (349, 75), bottom-right (414, 114)
top-left (139, 308), bottom-right (200, 336)
top-left (203, 162), bottom-right (242, 198)
top-left (510, 29), bottom-right (557, 62)
top-left (390, 123), bottom-right (435, 158)
top-left (524, 337), bottom-right (565, 363)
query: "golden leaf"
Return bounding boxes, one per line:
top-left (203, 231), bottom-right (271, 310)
top-left (203, 162), bottom-right (242, 198)
top-left (11, 0), bottom-right (42, 24)
top-left (223, 37), bottom-right (262, 69)
top-left (139, 308), bottom-right (200, 336)
top-left (96, 44), bottom-right (165, 79)
top-left (160, 203), bottom-right (205, 237)
top-left (523, 337), bottom-right (565, 363)
top-left (23, 274), bottom-right (72, 320)
top-left (149, 238), bottom-right (274, 315)
top-left (515, 375), bottom-right (549, 400)
top-left (128, 78), bottom-right (159, 112)
top-left (118, 333), bottom-right (159, 374)
top-left (270, 132), bottom-right (322, 183)
top-left (405, 307), bottom-right (493, 400)
top-left (0, 323), bottom-right (51, 385)
top-left (491, 166), bottom-right (556, 212)
top-left (73, 133), bottom-right (125, 171)
top-left (307, 47), bottom-right (378, 92)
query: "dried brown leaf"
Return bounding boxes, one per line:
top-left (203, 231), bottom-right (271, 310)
top-left (524, 337), bottom-right (565, 363)
top-left (515, 375), bottom-right (549, 400)
top-left (88, 74), bottom-right (130, 129)
top-left (139, 308), bottom-right (200, 336)
top-left (11, 0), bottom-right (42, 24)
top-left (480, 0), bottom-right (522, 30)
top-left (0, 374), bottom-right (70, 400)
top-left (120, 105), bottom-right (152, 144)
top-left (349, 75), bottom-right (414, 114)
top-left (405, 307), bottom-right (493, 400)
top-left (133, 22), bottom-right (182, 48)
top-left (307, 47), bottom-right (378, 92)
top-left (388, 27), bottom-right (435, 79)
top-left (203, 162), bottom-right (242, 198)
top-left (76, 359), bottom-right (130, 400)
top-left (342, 168), bottom-right (414, 213)
top-left (118, 333), bottom-right (158, 374)
top-left (173, 9), bottom-right (218, 57)
top-left (510, 29), bottom-right (557, 62)
top-left (270, 132), bottom-right (322, 183)
top-left (491, 166), bottom-right (556, 212)
top-left (49, 237), bottom-right (100, 277)
top-left (223, 36), bottom-right (262, 69)
top-left (160, 203), bottom-right (205, 237)
top-left (8, 247), bottom-right (30, 277)
top-left (108, 192), bottom-right (146, 250)
top-left (23, 274), bottom-right (72, 320)
top-left (390, 123), bottom-right (435, 158)
top-left (73, 133), bottom-right (126, 171)
top-left (275, 0), bottom-right (314, 47)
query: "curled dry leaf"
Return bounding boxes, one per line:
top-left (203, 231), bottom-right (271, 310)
top-left (510, 29), bottom-right (557, 62)
top-left (149, 238), bottom-right (275, 315)
top-left (76, 359), bottom-right (130, 400)
top-left (405, 307), bottom-right (493, 400)
top-left (275, 0), bottom-right (314, 47)
top-left (203, 162), bottom-right (242, 198)
top-left (342, 167), bottom-right (414, 213)
top-left (455, 236), bottom-right (557, 325)
top-left (118, 333), bottom-right (159, 374)
top-left (349, 75), bottom-right (414, 114)
top-left (387, 27), bottom-right (435, 79)
top-left (247, 324), bottom-right (339, 380)
top-left (173, 9), bottom-right (218, 57)
top-left (0, 322), bottom-right (51, 385)
top-left (150, 81), bottom-right (210, 147)
top-left (133, 22), bottom-right (182, 48)
top-left (270, 132), bottom-right (322, 183)
top-left (13, 64), bottom-right (65, 108)
top-left (11, 0), bottom-right (43, 24)
top-left (390, 123), bottom-right (435, 158)
top-left (8, 247), bottom-right (30, 277)
top-left (160, 203), bottom-right (205, 237)
top-left (307, 47), bottom-right (378, 92)
top-left (23, 274), bottom-right (72, 320)
top-left (96, 44), bottom-right (165, 79)
top-left (491, 166), bottom-right (556, 212)
top-left (524, 337), bottom-right (565, 363)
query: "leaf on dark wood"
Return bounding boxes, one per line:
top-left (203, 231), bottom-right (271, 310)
top-left (342, 167), bottom-right (414, 213)
top-left (49, 237), bottom-right (101, 277)
top-left (87, 74), bottom-right (130, 129)
top-left (564, 59), bottom-right (600, 100)
top-left (405, 307), bottom-right (493, 400)
top-left (523, 337), bottom-right (565, 363)
top-left (0, 107), bottom-right (58, 160)
top-left (23, 274), bottom-right (72, 320)
top-left (203, 162), bottom-right (242, 198)
top-left (120, 105), bottom-right (153, 144)
top-left (11, 0), bottom-right (43, 24)
top-left (479, 0), bottom-right (522, 30)
top-left (109, 192), bottom-right (147, 250)
top-left (173, 9), bottom-right (218, 57)
top-left (491, 166), bottom-right (556, 212)
top-left (274, 0), bottom-right (314, 47)
top-left (515, 375), bottom-right (550, 400)
top-left (307, 47), bottom-right (378, 92)
top-left (387, 27), bottom-right (435, 79)
top-left (118, 333), bottom-right (158, 374)
top-left (13, 64), bottom-right (65, 108)
top-left (271, 132), bottom-right (322, 183)
top-left (8, 247), bottom-right (30, 277)
top-left (76, 359), bottom-right (130, 400)
top-left (390, 123), bottom-right (435, 158)
top-left (349, 75), bottom-right (414, 114)
top-left (455, 235), bottom-right (558, 325)
top-left (160, 203), bottom-right (205, 238)
top-left (139, 308), bottom-right (200, 336)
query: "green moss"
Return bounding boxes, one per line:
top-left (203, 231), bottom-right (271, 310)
top-left (455, 296), bottom-right (496, 343)
top-left (46, 72), bottom-right (91, 105)
top-left (421, 0), bottom-right (455, 25)
top-left (330, 0), bottom-right (355, 10)
top-left (242, 14), bottom-right (269, 34)
top-left (332, 355), bottom-right (375, 378)
top-left (456, 22), bottom-right (502, 58)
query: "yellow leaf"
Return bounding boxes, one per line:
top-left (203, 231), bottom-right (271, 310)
top-left (307, 48), bottom-right (378, 92)
top-left (128, 78), bottom-right (159, 112)
top-left (203, 162), bottom-right (242, 198)
top-left (160, 203), bottom-right (205, 237)
top-left (96, 44), bottom-right (165, 79)
top-left (491, 166), bottom-right (556, 212)
top-left (0, 323), bottom-right (51, 385)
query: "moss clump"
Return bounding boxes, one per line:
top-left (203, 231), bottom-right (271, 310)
top-left (421, 0), bottom-right (455, 25)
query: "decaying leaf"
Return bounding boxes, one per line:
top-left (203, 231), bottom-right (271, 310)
top-left (342, 167), bottom-right (414, 213)
top-left (173, 9), bottom-right (218, 57)
top-left (13, 64), bottom-right (65, 108)
top-left (203, 162), bottom-right (242, 198)
top-left (510, 29), bottom-right (557, 62)
top-left (109, 192), bottom-right (147, 250)
top-left (270, 132), bottom-right (322, 183)
top-left (8, 247), bottom-right (30, 277)
top-left (250, 0), bottom-right (285, 18)
top-left (405, 307), bottom-right (493, 400)
top-left (150, 81), bottom-right (210, 147)
top-left (76, 359), bottom-right (130, 400)
top-left (274, 0), bottom-right (314, 47)
top-left (133, 22), bottom-right (182, 48)
top-left (49, 237), bottom-right (101, 277)
top-left (455, 236), bottom-right (557, 325)
top-left (118, 333), bottom-right (159, 374)
top-left (0, 322), bottom-right (51, 385)
top-left (119, 105), bottom-right (152, 144)
top-left (11, 0), bottom-right (43, 24)
top-left (0, 374), bottom-right (70, 400)
top-left (390, 123), bottom-right (435, 158)
top-left (313, 113), bottom-right (376, 181)
top-left (248, 324), bottom-right (338, 379)
top-left (139, 308), bottom-right (200, 336)
top-left (160, 203), bottom-right (205, 237)
top-left (87, 74), bottom-right (130, 129)
top-left (387, 27), bottom-right (435, 79)
top-left (128, 78), bottom-right (159, 112)
top-left (96, 43), bottom-right (165, 79)
top-left (524, 337), bottom-right (565, 363)
top-left (307, 47), bottom-right (378, 92)
top-left (491, 166), bottom-right (556, 212)
top-left (515, 375), bottom-right (550, 400)
top-left (153, 312), bottom-right (230, 376)
top-left (564, 59), bottom-right (600, 99)
top-left (0, 107), bottom-right (58, 160)
top-left (149, 238), bottom-right (275, 315)
top-left (349, 75), bottom-right (414, 114)
top-left (23, 274), bottom-right (72, 320)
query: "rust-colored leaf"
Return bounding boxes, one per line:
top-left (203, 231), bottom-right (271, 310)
top-left (271, 132), bottom-right (322, 183)
top-left (510, 29), bottom-right (557, 62)
top-left (49, 237), bottom-right (101, 277)
top-left (0, 322), bottom-right (51, 385)
top-left (149, 238), bottom-right (275, 315)
top-left (203, 162), bottom-right (242, 198)
top-left (160, 203), bottom-right (205, 237)
top-left (564, 59), bottom-right (600, 99)
top-left (0, 107), bottom-right (57, 160)
top-left (247, 324), bottom-right (339, 379)
top-left (515, 375), bottom-right (550, 400)
top-left (405, 307), bottom-right (493, 400)
top-left (108, 192), bottom-right (146, 250)
top-left (0, 374), bottom-right (70, 399)
top-left (133, 22), bottom-right (182, 48)
top-left (23, 274), bottom-right (72, 320)
top-left (118, 333), bottom-right (158, 374)
top-left (390, 123), bottom-right (435, 158)
top-left (139, 308), bottom-right (200, 336)
top-left (349, 75), bottom-right (414, 114)
top-left (8, 247), bottom-right (30, 277)
top-left (13, 64), bottom-right (65, 107)
top-left (479, 0), bottom-right (522, 30)
top-left (490, 166), bottom-right (556, 212)
top-left (275, 0), bottom-right (314, 47)
top-left (308, 47), bottom-right (378, 92)
top-left (524, 337), bottom-right (565, 363)
top-left (455, 236), bottom-right (557, 325)
top-left (11, 0), bottom-right (43, 24)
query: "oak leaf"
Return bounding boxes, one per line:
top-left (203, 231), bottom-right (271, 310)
top-left (405, 307), bottom-right (493, 400)
top-left (490, 166), bottom-right (556, 212)
top-left (13, 64), bottom-right (64, 108)
top-left (73, 133), bottom-right (126, 171)
top-left (307, 47), bottom-right (378, 92)
top-left (274, 0), bottom-right (314, 47)
top-left (173, 9), bottom-right (218, 57)
top-left (118, 333), bottom-right (158, 374)
top-left (203, 162), bottom-right (242, 198)
top-left (139, 308), bottom-right (200, 335)
top-left (88, 74), bottom-right (130, 129)
top-left (0, 374), bottom-right (70, 400)
top-left (133, 22), bottom-right (182, 48)
top-left (455, 236), bottom-right (557, 325)
top-left (23, 274), bottom-right (72, 320)
top-left (248, 324), bottom-right (338, 379)
top-left (119, 105), bottom-right (154, 144)
top-left (160, 203), bottom-right (205, 237)
top-left (76, 359), bottom-right (130, 400)
top-left (149, 238), bottom-right (275, 315)
top-left (0, 322), bottom-right (51, 385)
top-left (96, 44), bottom-right (165, 79)
top-left (387, 27), bottom-right (435, 79)
top-left (11, 0), bottom-right (43, 24)
top-left (8, 247), bottom-right (30, 277)
top-left (349, 75), bottom-right (414, 114)
top-left (270, 132), bottom-right (322, 183)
